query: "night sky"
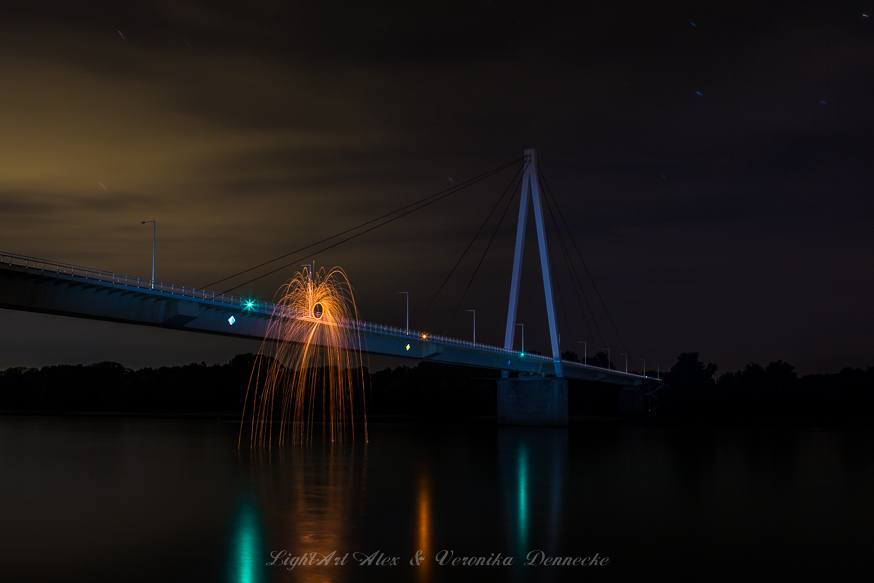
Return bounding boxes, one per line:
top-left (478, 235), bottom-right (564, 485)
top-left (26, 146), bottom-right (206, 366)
top-left (1, 1), bottom-right (872, 374)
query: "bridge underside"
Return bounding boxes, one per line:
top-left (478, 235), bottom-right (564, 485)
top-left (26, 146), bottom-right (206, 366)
top-left (0, 263), bottom-right (649, 388)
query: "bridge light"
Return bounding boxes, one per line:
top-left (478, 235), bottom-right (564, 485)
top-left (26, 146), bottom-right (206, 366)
top-left (520, 352), bottom-right (525, 357)
top-left (405, 344), bottom-right (410, 351)
top-left (422, 334), bottom-right (427, 339)
top-left (244, 300), bottom-right (255, 310)
top-left (228, 315), bottom-right (236, 326)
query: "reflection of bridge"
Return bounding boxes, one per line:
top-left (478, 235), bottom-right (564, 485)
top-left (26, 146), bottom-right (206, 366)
top-left (0, 149), bottom-right (661, 424)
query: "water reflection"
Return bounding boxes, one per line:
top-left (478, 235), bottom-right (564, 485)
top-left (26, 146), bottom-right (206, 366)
top-left (417, 465), bottom-right (432, 583)
top-left (499, 428), bottom-right (567, 580)
top-left (228, 498), bottom-right (265, 583)
top-left (250, 439), bottom-right (368, 582)
top-left (516, 443), bottom-right (529, 554)
top-left (3, 419), bottom-right (873, 581)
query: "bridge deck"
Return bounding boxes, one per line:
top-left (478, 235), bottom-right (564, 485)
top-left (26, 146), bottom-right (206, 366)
top-left (0, 253), bottom-right (655, 387)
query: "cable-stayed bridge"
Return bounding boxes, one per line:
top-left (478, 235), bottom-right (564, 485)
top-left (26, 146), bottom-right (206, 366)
top-left (0, 252), bottom-right (644, 386)
top-left (0, 149), bottom-right (661, 424)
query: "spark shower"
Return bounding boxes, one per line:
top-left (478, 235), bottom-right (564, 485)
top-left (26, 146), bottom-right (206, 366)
top-left (241, 267), bottom-right (368, 447)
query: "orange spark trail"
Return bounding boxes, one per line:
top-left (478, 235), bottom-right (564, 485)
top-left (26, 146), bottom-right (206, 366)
top-left (240, 266), bottom-right (368, 447)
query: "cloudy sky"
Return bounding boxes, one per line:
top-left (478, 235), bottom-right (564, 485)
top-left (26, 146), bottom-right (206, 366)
top-left (1, 1), bottom-right (872, 374)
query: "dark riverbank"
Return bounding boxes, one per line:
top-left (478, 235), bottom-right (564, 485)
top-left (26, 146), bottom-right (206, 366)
top-left (1, 352), bottom-right (873, 427)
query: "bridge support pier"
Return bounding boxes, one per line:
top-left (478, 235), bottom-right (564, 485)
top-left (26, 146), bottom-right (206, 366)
top-left (497, 377), bottom-right (568, 426)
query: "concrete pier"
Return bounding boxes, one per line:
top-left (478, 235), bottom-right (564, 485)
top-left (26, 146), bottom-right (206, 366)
top-left (497, 377), bottom-right (568, 426)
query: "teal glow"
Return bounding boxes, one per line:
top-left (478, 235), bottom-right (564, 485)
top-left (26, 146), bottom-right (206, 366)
top-left (229, 499), bottom-right (264, 583)
top-left (517, 444), bottom-right (529, 552)
top-left (244, 300), bottom-right (255, 309)
top-left (520, 352), bottom-right (525, 357)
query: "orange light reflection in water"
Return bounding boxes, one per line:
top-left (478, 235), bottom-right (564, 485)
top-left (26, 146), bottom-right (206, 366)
top-left (417, 469), bottom-right (432, 582)
top-left (240, 266), bottom-right (367, 447)
top-left (256, 441), bottom-right (367, 583)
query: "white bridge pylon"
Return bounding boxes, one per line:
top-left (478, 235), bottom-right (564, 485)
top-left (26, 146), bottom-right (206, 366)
top-left (503, 148), bottom-right (563, 377)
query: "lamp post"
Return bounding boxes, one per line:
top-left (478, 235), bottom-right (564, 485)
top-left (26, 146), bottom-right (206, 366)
top-left (654, 363), bottom-right (660, 380)
top-left (140, 220), bottom-right (155, 289)
top-left (639, 358), bottom-right (646, 377)
top-left (465, 309), bottom-right (475, 343)
top-left (577, 341), bottom-right (586, 364)
top-left (516, 323), bottom-right (524, 353)
top-left (397, 292), bottom-right (409, 332)
top-left (621, 353), bottom-right (628, 373)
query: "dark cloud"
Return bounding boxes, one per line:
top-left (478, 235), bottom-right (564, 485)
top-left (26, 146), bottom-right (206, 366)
top-left (1, 0), bottom-right (872, 372)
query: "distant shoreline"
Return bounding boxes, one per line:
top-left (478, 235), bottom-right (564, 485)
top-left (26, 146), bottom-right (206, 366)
top-left (3, 353), bottom-right (874, 426)
top-left (3, 410), bottom-right (872, 432)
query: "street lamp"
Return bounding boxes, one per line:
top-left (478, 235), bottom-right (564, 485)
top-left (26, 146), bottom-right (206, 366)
top-left (465, 309), bottom-right (476, 343)
top-left (577, 340), bottom-right (586, 364)
top-left (397, 292), bottom-right (409, 332)
top-left (639, 358), bottom-right (646, 377)
top-left (140, 220), bottom-right (155, 289)
top-left (516, 323), bottom-right (524, 354)
top-left (621, 353), bottom-right (628, 373)
top-left (654, 363), bottom-right (660, 380)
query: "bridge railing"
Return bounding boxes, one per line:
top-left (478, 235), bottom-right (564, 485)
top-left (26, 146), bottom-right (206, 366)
top-left (333, 316), bottom-right (551, 362)
top-left (1, 251), bottom-right (612, 371)
top-left (1, 251), bottom-right (540, 357)
top-left (0, 251), bottom-right (263, 310)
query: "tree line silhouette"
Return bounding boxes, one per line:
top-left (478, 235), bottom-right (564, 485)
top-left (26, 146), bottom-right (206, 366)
top-left (0, 355), bottom-right (497, 419)
top-left (0, 351), bottom-right (871, 422)
top-left (654, 352), bottom-right (874, 422)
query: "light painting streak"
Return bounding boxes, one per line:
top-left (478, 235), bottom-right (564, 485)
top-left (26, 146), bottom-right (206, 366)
top-left (240, 266), bottom-right (367, 447)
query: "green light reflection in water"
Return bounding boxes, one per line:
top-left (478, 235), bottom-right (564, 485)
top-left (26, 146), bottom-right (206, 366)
top-left (229, 498), bottom-right (265, 583)
top-left (517, 442), bottom-right (529, 554)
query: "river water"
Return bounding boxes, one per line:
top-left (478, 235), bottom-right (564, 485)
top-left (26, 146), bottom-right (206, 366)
top-left (0, 417), bottom-right (872, 582)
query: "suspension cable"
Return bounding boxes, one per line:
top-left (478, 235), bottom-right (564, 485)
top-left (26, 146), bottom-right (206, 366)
top-left (537, 175), bottom-right (574, 358)
top-left (539, 165), bottom-right (631, 362)
top-left (440, 168), bottom-right (525, 336)
top-left (204, 157), bottom-right (523, 290)
top-left (218, 158), bottom-right (523, 293)
top-left (414, 160), bottom-right (527, 330)
top-left (539, 174), bottom-right (604, 354)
